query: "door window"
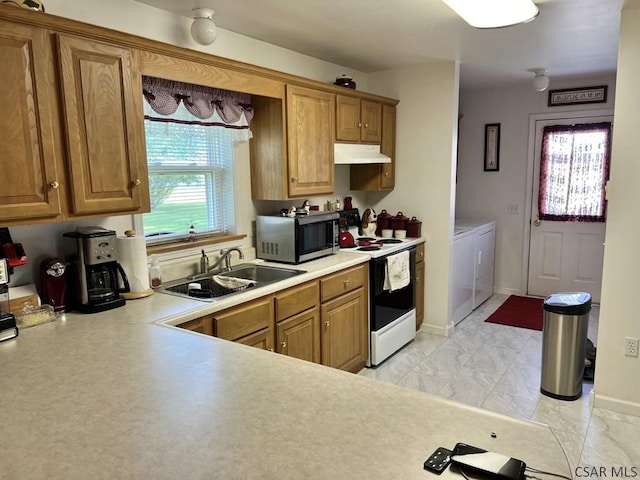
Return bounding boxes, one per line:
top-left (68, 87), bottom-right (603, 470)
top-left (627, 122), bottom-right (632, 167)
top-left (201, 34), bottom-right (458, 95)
top-left (538, 122), bottom-right (612, 222)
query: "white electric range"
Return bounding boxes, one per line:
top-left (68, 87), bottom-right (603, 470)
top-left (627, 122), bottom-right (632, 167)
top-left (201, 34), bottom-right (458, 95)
top-left (337, 215), bottom-right (423, 366)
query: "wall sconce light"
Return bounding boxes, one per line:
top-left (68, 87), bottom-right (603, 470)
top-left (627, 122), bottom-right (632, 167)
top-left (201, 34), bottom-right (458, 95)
top-left (442, 0), bottom-right (539, 28)
top-left (532, 69), bottom-right (550, 92)
top-left (191, 8), bottom-right (217, 46)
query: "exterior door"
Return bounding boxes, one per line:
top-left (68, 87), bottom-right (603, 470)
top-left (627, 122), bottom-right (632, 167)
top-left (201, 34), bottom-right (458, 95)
top-left (527, 115), bottom-right (612, 303)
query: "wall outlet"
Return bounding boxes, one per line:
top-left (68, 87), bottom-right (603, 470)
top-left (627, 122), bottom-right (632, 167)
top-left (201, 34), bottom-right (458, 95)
top-left (624, 337), bottom-right (639, 357)
top-left (508, 204), bottom-right (520, 215)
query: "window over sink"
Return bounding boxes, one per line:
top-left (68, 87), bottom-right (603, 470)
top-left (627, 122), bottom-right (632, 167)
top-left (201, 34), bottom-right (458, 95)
top-left (136, 76), bottom-right (254, 246)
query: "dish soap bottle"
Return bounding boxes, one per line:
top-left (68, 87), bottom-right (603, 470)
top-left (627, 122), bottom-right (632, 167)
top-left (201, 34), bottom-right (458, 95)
top-left (149, 255), bottom-right (162, 288)
top-left (199, 249), bottom-right (209, 274)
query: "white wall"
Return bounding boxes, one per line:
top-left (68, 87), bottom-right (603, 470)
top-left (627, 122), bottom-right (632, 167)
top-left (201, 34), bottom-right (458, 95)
top-left (457, 74), bottom-right (616, 296)
top-left (8, 0), bottom-right (370, 287)
top-left (593, 4), bottom-right (640, 416)
top-left (368, 62), bottom-right (460, 335)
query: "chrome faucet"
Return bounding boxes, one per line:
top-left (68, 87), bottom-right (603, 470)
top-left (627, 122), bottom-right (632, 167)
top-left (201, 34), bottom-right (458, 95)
top-left (207, 247), bottom-right (244, 273)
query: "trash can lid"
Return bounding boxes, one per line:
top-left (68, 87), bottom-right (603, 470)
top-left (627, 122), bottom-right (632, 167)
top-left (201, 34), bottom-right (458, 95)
top-left (543, 292), bottom-right (591, 315)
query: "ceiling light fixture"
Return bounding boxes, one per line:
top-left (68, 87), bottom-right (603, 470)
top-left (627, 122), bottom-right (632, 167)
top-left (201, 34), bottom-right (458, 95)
top-left (442, 0), bottom-right (539, 28)
top-left (190, 8), bottom-right (217, 46)
top-left (532, 69), bottom-right (550, 92)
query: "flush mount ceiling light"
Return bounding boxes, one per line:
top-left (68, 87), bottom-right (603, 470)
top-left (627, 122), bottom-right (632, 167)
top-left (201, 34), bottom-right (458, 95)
top-left (190, 7), bottom-right (217, 45)
top-left (532, 69), bottom-right (550, 92)
top-left (442, 0), bottom-right (539, 28)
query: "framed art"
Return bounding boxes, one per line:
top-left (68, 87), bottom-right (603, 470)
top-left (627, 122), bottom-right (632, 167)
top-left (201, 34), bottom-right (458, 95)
top-left (484, 123), bottom-right (500, 172)
top-left (548, 85), bottom-right (607, 107)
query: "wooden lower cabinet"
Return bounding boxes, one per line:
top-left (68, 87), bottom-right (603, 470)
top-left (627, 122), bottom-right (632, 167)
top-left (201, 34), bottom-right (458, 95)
top-left (176, 263), bottom-right (368, 373)
top-left (320, 288), bottom-right (368, 373)
top-left (415, 243), bottom-right (425, 329)
top-left (276, 307), bottom-right (321, 363)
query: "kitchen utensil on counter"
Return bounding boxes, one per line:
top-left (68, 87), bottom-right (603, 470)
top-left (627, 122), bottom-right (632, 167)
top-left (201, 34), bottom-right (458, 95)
top-left (116, 231), bottom-right (153, 299)
top-left (40, 257), bottom-right (68, 312)
top-left (63, 227), bottom-right (130, 313)
top-left (339, 230), bottom-right (356, 248)
top-left (407, 217), bottom-right (423, 238)
top-left (390, 212), bottom-right (409, 231)
top-left (375, 209), bottom-right (391, 236)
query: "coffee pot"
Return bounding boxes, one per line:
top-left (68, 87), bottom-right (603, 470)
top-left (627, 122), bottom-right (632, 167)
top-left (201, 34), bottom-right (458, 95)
top-left (63, 227), bottom-right (130, 313)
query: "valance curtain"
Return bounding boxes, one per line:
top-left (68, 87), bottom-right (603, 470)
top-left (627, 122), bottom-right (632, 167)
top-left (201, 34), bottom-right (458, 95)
top-left (142, 76), bottom-right (254, 139)
top-left (538, 122), bottom-right (612, 223)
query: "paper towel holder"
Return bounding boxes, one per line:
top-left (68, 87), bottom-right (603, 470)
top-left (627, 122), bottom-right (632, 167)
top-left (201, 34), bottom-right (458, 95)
top-left (119, 230), bottom-right (154, 300)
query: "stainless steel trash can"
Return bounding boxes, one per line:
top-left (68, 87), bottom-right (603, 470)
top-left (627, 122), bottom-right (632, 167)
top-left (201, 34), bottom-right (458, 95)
top-left (541, 292), bottom-right (591, 400)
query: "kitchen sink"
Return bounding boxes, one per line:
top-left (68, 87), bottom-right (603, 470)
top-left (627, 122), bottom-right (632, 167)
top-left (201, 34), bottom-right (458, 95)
top-left (158, 264), bottom-right (306, 302)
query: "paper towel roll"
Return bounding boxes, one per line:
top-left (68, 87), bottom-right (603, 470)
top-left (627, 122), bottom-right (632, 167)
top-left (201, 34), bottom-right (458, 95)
top-left (117, 235), bottom-right (152, 299)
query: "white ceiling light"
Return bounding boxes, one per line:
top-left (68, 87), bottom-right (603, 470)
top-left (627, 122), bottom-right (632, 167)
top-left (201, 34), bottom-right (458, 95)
top-left (442, 0), bottom-right (539, 28)
top-left (532, 69), bottom-right (550, 92)
top-left (190, 8), bottom-right (217, 45)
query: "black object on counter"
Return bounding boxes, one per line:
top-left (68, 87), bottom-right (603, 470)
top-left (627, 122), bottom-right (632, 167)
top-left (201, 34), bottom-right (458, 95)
top-left (0, 313), bottom-right (18, 343)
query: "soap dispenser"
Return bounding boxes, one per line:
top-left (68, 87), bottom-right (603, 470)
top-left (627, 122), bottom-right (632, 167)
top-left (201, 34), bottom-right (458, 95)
top-left (199, 249), bottom-right (209, 274)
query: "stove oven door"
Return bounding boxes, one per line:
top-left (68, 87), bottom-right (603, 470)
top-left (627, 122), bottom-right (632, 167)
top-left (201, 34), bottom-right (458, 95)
top-left (370, 246), bottom-right (416, 331)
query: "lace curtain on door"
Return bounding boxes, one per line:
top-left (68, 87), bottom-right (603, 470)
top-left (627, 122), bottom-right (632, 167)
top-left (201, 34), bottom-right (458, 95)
top-left (538, 122), bottom-right (612, 222)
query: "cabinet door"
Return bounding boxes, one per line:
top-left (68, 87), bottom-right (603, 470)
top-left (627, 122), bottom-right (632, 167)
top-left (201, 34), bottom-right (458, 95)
top-left (0, 21), bottom-right (61, 222)
top-left (213, 296), bottom-right (273, 341)
top-left (276, 307), bottom-right (320, 363)
top-left (379, 104), bottom-right (396, 189)
top-left (177, 316), bottom-right (213, 335)
top-left (236, 327), bottom-right (273, 351)
top-left (360, 100), bottom-right (382, 143)
top-left (57, 34), bottom-right (148, 215)
top-left (335, 95), bottom-right (360, 142)
top-left (415, 260), bottom-right (425, 330)
top-left (320, 288), bottom-right (367, 373)
top-left (286, 85), bottom-right (334, 197)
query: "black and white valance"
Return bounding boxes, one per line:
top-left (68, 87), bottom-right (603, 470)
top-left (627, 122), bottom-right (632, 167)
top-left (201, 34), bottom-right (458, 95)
top-left (142, 76), bottom-right (254, 135)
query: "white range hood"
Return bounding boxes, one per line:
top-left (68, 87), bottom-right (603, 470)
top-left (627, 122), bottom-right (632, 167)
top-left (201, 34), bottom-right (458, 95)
top-left (334, 143), bottom-right (391, 165)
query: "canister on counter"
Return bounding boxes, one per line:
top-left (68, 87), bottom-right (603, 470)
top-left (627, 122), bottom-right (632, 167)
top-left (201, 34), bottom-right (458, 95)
top-left (390, 212), bottom-right (409, 231)
top-left (375, 209), bottom-right (391, 236)
top-left (407, 216), bottom-right (422, 237)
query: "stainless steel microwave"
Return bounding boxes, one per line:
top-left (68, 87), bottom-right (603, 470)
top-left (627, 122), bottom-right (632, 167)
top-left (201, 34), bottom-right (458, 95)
top-left (256, 211), bottom-right (340, 264)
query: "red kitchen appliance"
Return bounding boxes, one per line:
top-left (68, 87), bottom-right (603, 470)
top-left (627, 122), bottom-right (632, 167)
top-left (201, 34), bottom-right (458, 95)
top-left (40, 257), bottom-right (68, 313)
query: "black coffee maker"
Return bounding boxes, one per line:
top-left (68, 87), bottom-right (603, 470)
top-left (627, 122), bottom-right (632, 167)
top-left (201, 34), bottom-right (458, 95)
top-left (64, 227), bottom-right (130, 313)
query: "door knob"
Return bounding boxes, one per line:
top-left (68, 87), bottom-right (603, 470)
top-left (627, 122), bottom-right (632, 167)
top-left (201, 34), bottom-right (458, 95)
top-left (324, 320), bottom-right (330, 327)
top-left (534, 219), bottom-right (541, 227)
top-left (49, 181), bottom-right (60, 189)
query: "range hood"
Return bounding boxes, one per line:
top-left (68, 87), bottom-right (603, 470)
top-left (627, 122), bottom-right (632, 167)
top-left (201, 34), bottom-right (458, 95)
top-left (334, 144), bottom-right (391, 165)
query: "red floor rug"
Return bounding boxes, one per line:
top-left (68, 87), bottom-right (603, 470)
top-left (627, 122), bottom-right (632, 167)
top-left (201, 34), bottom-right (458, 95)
top-left (485, 295), bottom-right (544, 331)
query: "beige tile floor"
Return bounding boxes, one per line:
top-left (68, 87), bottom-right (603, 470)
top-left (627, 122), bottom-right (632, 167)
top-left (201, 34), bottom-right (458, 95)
top-left (360, 294), bottom-right (640, 472)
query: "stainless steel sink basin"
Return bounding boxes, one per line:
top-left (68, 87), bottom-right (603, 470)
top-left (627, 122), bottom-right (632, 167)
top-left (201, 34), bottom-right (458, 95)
top-left (158, 264), bottom-right (306, 302)
top-left (218, 264), bottom-right (305, 283)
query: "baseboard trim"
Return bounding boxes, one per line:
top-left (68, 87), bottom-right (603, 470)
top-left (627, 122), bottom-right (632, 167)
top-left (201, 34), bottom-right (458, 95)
top-left (593, 392), bottom-right (640, 417)
top-left (493, 287), bottom-right (522, 296)
top-left (419, 322), bottom-right (454, 337)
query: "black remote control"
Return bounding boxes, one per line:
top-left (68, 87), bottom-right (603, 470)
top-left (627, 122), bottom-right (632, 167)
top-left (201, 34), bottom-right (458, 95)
top-left (424, 447), bottom-right (453, 474)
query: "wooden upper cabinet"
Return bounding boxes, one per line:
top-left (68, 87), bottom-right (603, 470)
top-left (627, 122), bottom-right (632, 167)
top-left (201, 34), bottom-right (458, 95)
top-left (336, 95), bottom-right (382, 144)
top-left (286, 85), bottom-right (334, 197)
top-left (0, 20), bottom-right (62, 222)
top-left (56, 34), bottom-right (149, 215)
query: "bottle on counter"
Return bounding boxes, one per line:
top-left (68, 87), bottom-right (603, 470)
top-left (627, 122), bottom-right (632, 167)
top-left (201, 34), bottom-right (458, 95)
top-left (199, 249), bottom-right (209, 274)
top-left (335, 198), bottom-right (342, 211)
top-left (149, 255), bottom-right (162, 288)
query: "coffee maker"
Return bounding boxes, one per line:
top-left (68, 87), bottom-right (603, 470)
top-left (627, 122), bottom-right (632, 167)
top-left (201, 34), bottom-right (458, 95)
top-left (64, 227), bottom-right (130, 313)
top-left (0, 258), bottom-right (18, 342)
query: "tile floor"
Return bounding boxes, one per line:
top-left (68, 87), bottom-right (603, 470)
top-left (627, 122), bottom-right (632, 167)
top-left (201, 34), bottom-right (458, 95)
top-left (360, 294), bottom-right (640, 471)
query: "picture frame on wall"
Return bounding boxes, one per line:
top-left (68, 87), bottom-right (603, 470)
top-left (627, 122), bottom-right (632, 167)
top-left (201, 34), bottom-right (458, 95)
top-left (548, 85), bottom-right (608, 107)
top-left (484, 123), bottom-right (500, 172)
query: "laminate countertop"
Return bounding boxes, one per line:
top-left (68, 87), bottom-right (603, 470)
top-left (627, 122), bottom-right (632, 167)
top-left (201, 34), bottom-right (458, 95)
top-left (0, 252), bottom-right (571, 480)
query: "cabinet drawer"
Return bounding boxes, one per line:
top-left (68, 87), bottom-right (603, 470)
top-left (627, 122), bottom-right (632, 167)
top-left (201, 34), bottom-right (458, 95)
top-left (177, 317), bottom-right (213, 335)
top-left (213, 297), bottom-right (273, 341)
top-left (274, 281), bottom-right (319, 322)
top-left (320, 264), bottom-right (366, 303)
top-left (235, 327), bottom-right (273, 350)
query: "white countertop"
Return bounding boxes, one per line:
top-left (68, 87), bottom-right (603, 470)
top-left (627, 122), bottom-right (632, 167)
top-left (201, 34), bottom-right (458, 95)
top-left (0, 247), bottom-right (571, 479)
